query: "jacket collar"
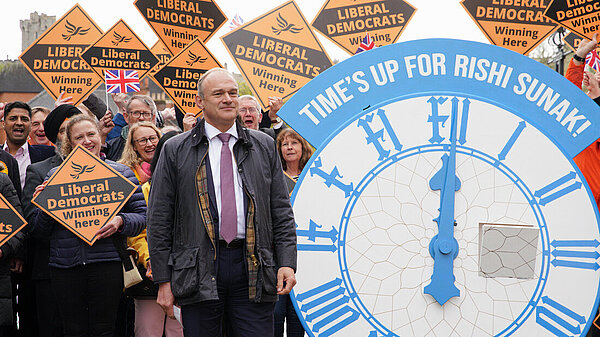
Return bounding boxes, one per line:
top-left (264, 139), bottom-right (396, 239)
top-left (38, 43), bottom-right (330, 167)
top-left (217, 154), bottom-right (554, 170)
top-left (190, 119), bottom-right (253, 150)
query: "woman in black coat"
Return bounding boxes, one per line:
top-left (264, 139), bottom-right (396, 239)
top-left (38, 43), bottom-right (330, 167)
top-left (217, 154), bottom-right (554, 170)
top-left (0, 168), bottom-right (25, 336)
top-left (31, 115), bottom-right (146, 337)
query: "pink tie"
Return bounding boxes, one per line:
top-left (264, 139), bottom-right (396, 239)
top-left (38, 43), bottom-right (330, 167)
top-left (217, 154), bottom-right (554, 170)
top-left (218, 133), bottom-right (237, 243)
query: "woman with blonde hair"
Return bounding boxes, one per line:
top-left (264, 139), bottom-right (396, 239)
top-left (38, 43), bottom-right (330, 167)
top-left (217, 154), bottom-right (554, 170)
top-left (32, 114), bottom-right (146, 336)
top-left (119, 122), bottom-right (183, 337)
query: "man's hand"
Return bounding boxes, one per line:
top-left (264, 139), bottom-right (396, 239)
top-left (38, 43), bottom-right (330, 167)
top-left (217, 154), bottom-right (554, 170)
top-left (575, 33), bottom-right (599, 65)
top-left (95, 215), bottom-right (123, 239)
top-left (157, 282), bottom-right (176, 319)
top-left (10, 258), bottom-right (23, 273)
top-left (268, 97), bottom-right (284, 121)
top-left (585, 71), bottom-right (600, 99)
top-left (98, 110), bottom-right (115, 143)
top-left (33, 181), bottom-right (48, 199)
top-left (160, 107), bottom-right (176, 122)
top-left (111, 93), bottom-right (128, 113)
top-left (54, 92), bottom-right (74, 108)
top-left (276, 266), bottom-right (296, 295)
top-left (182, 112), bottom-right (197, 132)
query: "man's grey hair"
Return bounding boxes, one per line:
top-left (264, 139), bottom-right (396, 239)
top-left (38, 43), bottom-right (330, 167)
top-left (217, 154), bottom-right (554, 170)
top-left (197, 68), bottom-right (233, 98)
top-left (238, 95), bottom-right (261, 112)
top-left (126, 95), bottom-right (157, 115)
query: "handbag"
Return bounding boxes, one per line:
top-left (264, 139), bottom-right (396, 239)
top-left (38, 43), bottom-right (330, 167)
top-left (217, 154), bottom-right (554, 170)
top-left (125, 263), bottom-right (159, 299)
top-left (111, 234), bottom-right (143, 288)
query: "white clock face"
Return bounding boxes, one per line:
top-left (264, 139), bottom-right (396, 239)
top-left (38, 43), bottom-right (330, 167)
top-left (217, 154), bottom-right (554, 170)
top-left (291, 95), bottom-right (600, 337)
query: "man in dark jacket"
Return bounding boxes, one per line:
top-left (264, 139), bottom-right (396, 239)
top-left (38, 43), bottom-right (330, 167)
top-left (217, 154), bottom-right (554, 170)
top-left (147, 68), bottom-right (297, 337)
top-left (2, 101), bottom-right (54, 188)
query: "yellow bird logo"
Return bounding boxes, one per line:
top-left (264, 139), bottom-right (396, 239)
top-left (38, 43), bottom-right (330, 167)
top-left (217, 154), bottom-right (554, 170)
top-left (61, 20), bottom-right (90, 41)
top-left (70, 162), bottom-right (95, 180)
top-left (112, 31), bottom-right (132, 46)
top-left (271, 13), bottom-right (303, 36)
top-left (186, 51), bottom-right (207, 66)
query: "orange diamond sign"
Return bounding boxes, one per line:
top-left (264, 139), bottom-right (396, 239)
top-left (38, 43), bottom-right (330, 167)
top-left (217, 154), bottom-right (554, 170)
top-left (545, 0), bottom-right (600, 40)
top-left (149, 40), bottom-right (173, 80)
top-left (19, 4), bottom-right (103, 106)
top-left (311, 0), bottom-right (416, 55)
top-left (134, 0), bottom-right (227, 55)
top-left (462, 0), bottom-right (558, 54)
top-left (32, 145), bottom-right (138, 245)
top-left (221, 0), bottom-right (333, 110)
top-left (0, 194), bottom-right (27, 248)
top-left (80, 19), bottom-right (159, 80)
top-left (153, 38), bottom-right (222, 117)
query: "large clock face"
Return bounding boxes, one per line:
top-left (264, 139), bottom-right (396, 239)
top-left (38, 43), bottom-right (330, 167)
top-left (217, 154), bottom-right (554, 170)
top-left (290, 94), bottom-right (600, 337)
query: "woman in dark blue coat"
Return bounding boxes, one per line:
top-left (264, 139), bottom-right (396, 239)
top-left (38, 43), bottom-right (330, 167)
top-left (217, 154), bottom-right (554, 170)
top-left (31, 115), bottom-right (146, 337)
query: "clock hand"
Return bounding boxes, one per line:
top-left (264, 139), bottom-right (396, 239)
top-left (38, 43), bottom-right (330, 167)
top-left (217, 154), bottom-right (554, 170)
top-left (424, 98), bottom-right (461, 306)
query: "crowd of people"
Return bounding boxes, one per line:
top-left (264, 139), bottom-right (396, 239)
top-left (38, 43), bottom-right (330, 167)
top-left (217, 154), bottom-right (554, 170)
top-left (0, 68), bottom-right (309, 337)
top-left (4, 34), bottom-right (600, 337)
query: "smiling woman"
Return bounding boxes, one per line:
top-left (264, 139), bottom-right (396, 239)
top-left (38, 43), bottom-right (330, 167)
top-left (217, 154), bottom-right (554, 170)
top-left (30, 114), bottom-right (147, 337)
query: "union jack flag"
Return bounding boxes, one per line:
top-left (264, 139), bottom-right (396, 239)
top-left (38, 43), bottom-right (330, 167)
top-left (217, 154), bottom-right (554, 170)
top-left (105, 69), bottom-right (140, 93)
top-left (355, 32), bottom-right (375, 54)
top-left (586, 50), bottom-right (600, 72)
top-left (229, 14), bottom-right (244, 30)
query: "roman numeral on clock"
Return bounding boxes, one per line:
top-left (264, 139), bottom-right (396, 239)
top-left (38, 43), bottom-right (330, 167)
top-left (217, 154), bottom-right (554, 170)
top-left (536, 296), bottom-right (586, 336)
top-left (295, 278), bottom-right (360, 337)
top-left (309, 157), bottom-right (354, 198)
top-left (550, 239), bottom-right (600, 270)
top-left (356, 108), bottom-right (402, 161)
top-left (427, 96), bottom-right (470, 145)
top-left (297, 220), bottom-right (338, 253)
top-left (534, 172), bottom-right (582, 206)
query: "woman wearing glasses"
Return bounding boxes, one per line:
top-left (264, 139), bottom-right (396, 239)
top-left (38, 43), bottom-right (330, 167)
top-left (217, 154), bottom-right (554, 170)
top-left (119, 122), bottom-right (184, 337)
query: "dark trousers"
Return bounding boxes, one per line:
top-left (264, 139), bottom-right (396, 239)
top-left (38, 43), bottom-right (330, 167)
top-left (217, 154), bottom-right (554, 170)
top-left (274, 294), bottom-right (304, 337)
top-left (50, 262), bottom-right (123, 337)
top-left (181, 244), bottom-right (275, 337)
top-left (35, 279), bottom-right (64, 337)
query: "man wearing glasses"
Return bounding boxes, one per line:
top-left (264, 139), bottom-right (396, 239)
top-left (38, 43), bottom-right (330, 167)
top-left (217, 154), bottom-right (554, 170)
top-left (104, 95), bottom-right (157, 161)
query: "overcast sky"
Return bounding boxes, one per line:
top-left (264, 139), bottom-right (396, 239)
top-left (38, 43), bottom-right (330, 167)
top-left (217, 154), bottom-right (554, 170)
top-left (1, 0), bottom-right (490, 72)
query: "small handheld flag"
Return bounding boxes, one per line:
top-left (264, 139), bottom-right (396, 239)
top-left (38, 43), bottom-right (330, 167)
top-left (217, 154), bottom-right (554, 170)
top-left (229, 14), bottom-right (244, 30)
top-left (105, 69), bottom-right (140, 94)
top-left (586, 50), bottom-right (600, 72)
top-left (355, 32), bottom-right (375, 54)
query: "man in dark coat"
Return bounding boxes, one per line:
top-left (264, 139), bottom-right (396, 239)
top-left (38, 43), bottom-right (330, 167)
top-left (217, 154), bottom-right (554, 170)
top-left (148, 68), bottom-right (297, 337)
top-left (2, 102), bottom-right (54, 188)
top-left (2, 101), bottom-right (54, 337)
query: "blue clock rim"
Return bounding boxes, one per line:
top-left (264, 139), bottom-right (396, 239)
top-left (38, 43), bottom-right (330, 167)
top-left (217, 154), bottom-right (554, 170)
top-left (289, 93), bottom-right (600, 337)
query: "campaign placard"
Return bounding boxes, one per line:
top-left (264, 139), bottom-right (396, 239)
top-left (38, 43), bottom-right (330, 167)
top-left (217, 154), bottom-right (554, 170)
top-left (462, 0), bottom-right (558, 55)
top-left (80, 19), bottom-right (159, 80)
top-left (19, 4), bottom-right (103, 106)
top-left (221, 0), bottom-right (333, 110)
top-left (134, 0), bottom-right (227, 55)
top-left (153, 38), bottom-right (221, 117)
top-left (545, 0), bottom-right (600, 40)
top-left (311, 0), bottom-right (416, 55)
top-left (31, 145), bottom-right (137, 245)
top-left (563, 30), bottom-right (600, 52)
top-left (149, 40), bottom-right (173, 79)
top-left (0, 194), bottom-right (27, 249)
